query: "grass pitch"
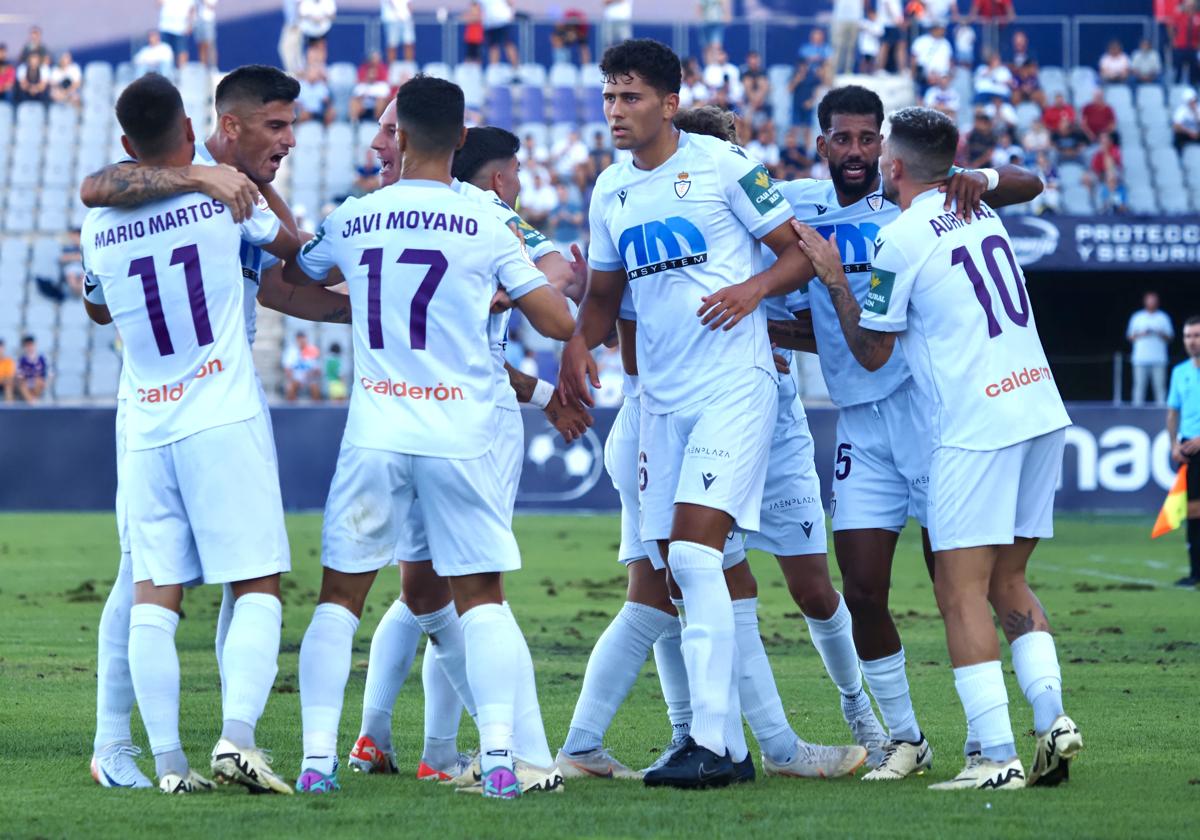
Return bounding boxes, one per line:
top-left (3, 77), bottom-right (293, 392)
top-left (0, 512), bottom-right (1197, 839)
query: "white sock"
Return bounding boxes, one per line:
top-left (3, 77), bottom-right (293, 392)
top-left (965, 719), bottom-right (981, 756)
top-left (94, 553), bottom-right (134, 752)
top-left (128, 604), bottom-right (182, 760)
top-left (460, 603), bottom-right (519, 774)
top-left (732, 598), bottom-right (796, 764)
top-left (506, 603), bottom-right (554, 768)
top-left (215, 583), bottom-right (233, 707)
top-left (1010, 631), bottom-right (1065, 734)
top-left (668, 541), bottom-right (734, 756)
top-left (653, 611), bottom-right (691, 742)
top-left (804, 593), bottom-right (865, 697)
top-left (421, 641), bottom-right (463, 769)
top-left (860, 648), bottom-right (922, 743)
top-left (299, 602), bottom-right (359, 775)
top-left (564, 602), bottom-right (675, 754)
top-left (954, 660), bottom-right (1016, 763)
top-left (359, 600), bottom-right (422, 752)
top-left (219, 593), bottom-right (282, 748)
top-left (415, 603), bottom-right (476, 718)
top-left (724, 652), bottom-right (749, 762)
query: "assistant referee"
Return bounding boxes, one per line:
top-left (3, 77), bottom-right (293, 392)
top-left (1167, 315), bottom-right (1200, 587)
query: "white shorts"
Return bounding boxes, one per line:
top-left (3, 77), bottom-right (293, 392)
top-left (604, 396), bottom-right (649, 564)
top-left (831, 382), bottom-right (932, 533)
top-left (928, 429), bottom-right (1065, 552)
top-left (638, 370), bottom-right (776, 546)
top-left (325, 440), bottom-right (521, 578)
top-left (127, 411), bottom-right (291, 586)
top-left (385, 19), bottom-right (416, 47)
top-left (115, 399), bottom-right (130, 555)
top-left (393, 406), bottom-right (524, 563)
top-left (745, 396), bottom-right (827, 557)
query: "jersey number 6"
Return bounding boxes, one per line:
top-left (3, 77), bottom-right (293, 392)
top-left (359, 248), bottom-right (448, 351)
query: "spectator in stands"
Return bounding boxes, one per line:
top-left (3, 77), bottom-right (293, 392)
top-left (1023, 117), bottom-right (1051, 156)
top-left (1030, 150), bottom-right (1061, 214)
top-left (910, 21), bottom-right (952, 90)
top-left (381, 0), bottom-right (415, 64)
top-left (788, 58), bottom-right (821, 128)
top-left (953, 21), bottom-right (975, 69)
top-left (60, 230), bottom-right (84, 297)
top-left (602, 0), bottom-right (634, 49)
top-left (964, 109), bottom-right (996, 168)
top-left (858, 7), bottom-right (884, 74)
top-left (588, 129), bottom-right (612, 173)
top-left (279, 0), bottom-right (304, 72)
top-left (1174, 89), bottom-right (1200, 150)
top-left (699, 0), bottom-right (731, 50)
top-left (877, 0), bottom-right (907, 73)
top-left (703, 44), bottom-right (741, 101)
top-left (0, 45), bottom-right (14, 100)
top-left (1171, 0), bottom-right (1200, 85)
top-left (1011, 60), bottom-right (1042, 106)
top-left (679, 58), bottom-right (709, 108)
top-left (1098, 39), bottom-right (1132, 83)
top-left (991, 129), bottom-right (1024, 168)
top-left (1131, 38), bottom-right (1162, 82)
top-left (741, 51), bottom-right (771, 126)
top-left (522, 169), bottom-right (557, 228)
top-left (195, 0), bottom-right (218, 68)
top-left (518, 131), bottom-right (549, 166)
top-left (969, 0), bottom-right (1016, 51)
top-left (49, 52), bottom-right (82, 107)
top-left (296, 55), bottom-right (334, 124)
top-left (0, 340), bottom-right (14, 403)
top-left (1090, 131), bottom-right (1122, 180)
top-left (1128, 292), bottom-right (1174, 406)
top-left (15, 52), bottom-right (51, 104)
top-left (517, 347), bottom-right (538, 377)
top-left (551, 9), bottom-right (591, 66)
top-left (282, 332), bottom-right (322, 401)
top-left (778, 127), bottom-right (813, 178)
top-left (798, 26), bottom-right (832, 70)
top-left (298, 0), bottom-right (337, 53)
top-left (481, 0), bottom-right (518, 68)
top-left (1042, 91), bottom-right (1076, 133)
top-left (549, 181), bottom-right (585, 244)
top-left (830, 0), bottom-right (862, 76)
top-left (747, 121), bottom-right (781, 169)
top-left (324, 342), bottom-right (346, 401)
top-left (1082, 88), bottom-right (1119, 145)
top-left (461, 1), bottom-right (485, 63)
top-left (19, 26), bottom-right (49, 65)
top-left (973, 49), bottom-right (1013, 103)
top-left (134, 30), bottom-right (176, 77)
top-left (1007, 29), bottom-right (1035, 70)
top-left (551, 128), bottom-right (590, 184)
top-left (16, 335), bottom-right (48, 403)
top-left (982, 94), bottom-right (1018, 131)
top-left (158, 0), bottom-right (194, 68)
top-left (1095, 169), bottom-right (1128, 214)
top-left (349, 51), bottom-right (390, 122)
top-left (1051, 112), bottom-right (1090, 163)
top-left (923, 73), bottom-right (961, 120)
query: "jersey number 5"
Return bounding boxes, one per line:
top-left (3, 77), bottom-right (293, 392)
top-left (128, 244), bottom-right (211, 357)
top-left (951, 234), bottom-right (1029, 339)
top-left (359, 248), bottom-right (448, 350)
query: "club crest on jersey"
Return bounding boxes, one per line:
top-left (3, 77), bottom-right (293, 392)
top-left (618, 189), bottom-right (629, 206)
top-left (868, 193), bottom-right (884, 211)
top-left (674, 172), bottom-right (691, 199)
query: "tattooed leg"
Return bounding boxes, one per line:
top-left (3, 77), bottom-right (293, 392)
top-left (988, 538), bottom-right (1051, 643)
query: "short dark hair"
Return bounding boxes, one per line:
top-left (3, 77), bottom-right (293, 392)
top-left (21, 334), bottom-right (34, 344)
top-left (600, 39), bottom-right (681, 96)
top-left (215, 64), bottom-right (300, 112)
top-left (1185, 315), bottom-right (1200, 329)
top-left (394, 75), bottom-right (465, 154)
top-left (673, 106), bottom-right (736, 142)
top-left (887, 106), bottom-right (959, 183)
top-left (452, 126), bottom-right (520, 184)
top-left (115, 73), bottom-right (186, 159)
top-left (818, 85), bottom-right (885, 132)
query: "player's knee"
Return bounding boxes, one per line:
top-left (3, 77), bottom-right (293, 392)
top-left (842, 579), bottom-right (889, 619)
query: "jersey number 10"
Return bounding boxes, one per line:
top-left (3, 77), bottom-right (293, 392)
top-left (359, 248), bottom-right (447, 351)
top-left (950, 234), bottom-right (1029, 339)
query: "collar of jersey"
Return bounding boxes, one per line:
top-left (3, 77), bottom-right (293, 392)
top-left (626, 129), bottom-right (691, 176)
top-left (393, 178), bottom-right (452, 190)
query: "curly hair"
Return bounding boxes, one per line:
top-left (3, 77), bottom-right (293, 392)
top-left (673, 105), bottom-right (737, 142)
top-left (599, 38), bottom-right (681, 96)
top-left (817, 84), bottom-right (885, 132)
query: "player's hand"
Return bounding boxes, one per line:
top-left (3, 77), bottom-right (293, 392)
top-left (557, 333), bottom-right (600, 408)
top-left (565, 242), bottom-right (588, 302)
top-left (190, 164), bottom-right (259, 223)
top-left (793, 222), bottom-right (846, 287)
top-left (490, 288), bottom-right (513, 314)
top-left (772, 344), bottom-right (790, 375)
top-left (544, 396), bottom-right (594, 444)
top-left (1181, 439), bottom-right (1200, 457)
top-left (698, 277), bottom-right (766, 331)
top-left (940, 169), bottom-right (988, 221)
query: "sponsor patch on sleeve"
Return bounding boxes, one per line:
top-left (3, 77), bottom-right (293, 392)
top-left (301, 224), bottom-right (325, 255)
top-left (516, 217), bottom-right (549, 249)
top-left (863, 267), bottom-right (895, 315)
top-left (737, 165), bottom-right (784, 215)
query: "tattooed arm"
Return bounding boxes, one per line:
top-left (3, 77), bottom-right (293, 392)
top-left (79, 162), bottom-right (260, 222)
top-left (257, 264), bottom-right (351, 324)
top-left (505, 362), bottom-right (593, 443)
top-left (767, 309), bottom-right (817, 354)
top-left (794, 222), bottom-right (895, 372)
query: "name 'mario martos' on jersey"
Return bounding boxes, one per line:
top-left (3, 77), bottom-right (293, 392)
top-left (859, 190), bottom-right (1071, 450)
top-left (587, 131), bottom-right (792, 413)
top-left (80, 190), bottom-right (281, 450)
top-left (295, 179), bottom-right (545, 459)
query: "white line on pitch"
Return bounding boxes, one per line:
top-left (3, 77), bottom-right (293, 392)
top-left (1034, 562), bottom-right (1160, 587)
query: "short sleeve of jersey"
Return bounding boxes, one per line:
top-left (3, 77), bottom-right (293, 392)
top-left (238, 201), bottom-right (282, 247)
top-left (858, 237), bottom-right (914, 333)
top-left (513, 215), bottom-right (557, 263)
top-left (490, 217), bottom-right (546, 298)
top-left (784, 286), bottom-right (809, 313)
top-left (81, 251), bottom-right (106, 304)
top-left (618, 284), bottom-right (636, 321)
top-left (295, 203), bottom-right (347, 281)
top-left (259, 250), bottom-right (280, 271)
top-left (1168, 367), bottom-right (1183, 411)
top-left (587, 188), bottom-right (622, 271)
top-left (506, 267), bottom-right (549, 302)
top-left (715, 144), bottom-right (792, 240)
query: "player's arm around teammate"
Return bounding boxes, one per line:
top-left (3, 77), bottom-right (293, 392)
top-left (80, 160), bottom-right (261, 221)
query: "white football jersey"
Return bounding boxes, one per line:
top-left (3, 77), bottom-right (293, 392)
top-left (81, 193), bottom-right (281, 450)
top-left (588, 131), bottom-right (792, 413)
top-left (777, 178), bottom-right (911, 408)
top-left (296, 179), bottom-right (545, 458)
top-left (451, 178), bottom-right (552, 411)
top-left (860, 189), bottom-right (1071, 450)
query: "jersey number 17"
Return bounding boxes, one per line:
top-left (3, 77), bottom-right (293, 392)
top-left (359, 248), bottom-right (447, 350)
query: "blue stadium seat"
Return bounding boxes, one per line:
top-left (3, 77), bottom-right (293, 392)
top-left (422, 62), bottom-right (452, 81)
top-left (31, 237), bottom-right (61, 279)
top-left (485, 62), bottom-right (514, 87)
top-left (54, 370), bottom-right (87, 401)
top-left (327, 62), bottom-right (358, 120)
top-left (4, 189), bottom-right (36, 233)
top-left (485, 86), bottom-right (514, 131)
top-left (1136, 84), bottom-right (1165, 110)
top-left (37, 197), bottom-right (69, 234)
top-left (551, 86), bottom-right (578, 123)
top-left (517, 63), bottom-right (546, 88)
top-left (1160, 190), bottom-right (1191, 215)
top-left (83, 61), bottom-right (113, 90)
top-left (518, 85), bottom-right (545, 123)
top-left (455, 62), bottom-right (486, 108)
top-left (518, 122), bottom-right (549, 149)
top-left (582, 89), bottom-right (605, 124)
top-left (549, 63), bottom-right (580, 88)
top-left (389, 60), bottom-right (418, 86)
top-left (88, 353), bottom-right (122, 398)
top-left (1038, 66), bottom-right (1067, 98)
top-left (580, 63), bottom-right (604, 87)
